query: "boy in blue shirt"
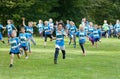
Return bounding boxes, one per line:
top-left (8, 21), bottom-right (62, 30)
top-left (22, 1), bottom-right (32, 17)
top-left (68, 21), bottom-right (77, 48)
top-left (22, 18), bottom-right (36, 53)
top-left (54, 23), bottom-right (67, 64)
top-left (43, 21), bottom-right (53, 47)
top-left (9, 30), bottom-right (21, 68)
top-left (76, 24), bottom-right (87, 56)
top-left (0, 24), bottom-right (6, 44)
top-left (19, 27), bottom-right (29, 59)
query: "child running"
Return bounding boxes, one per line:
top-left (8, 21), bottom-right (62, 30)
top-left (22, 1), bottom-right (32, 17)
top-left (43, 21), bottom-right (53, 47)
top-left (54, 22), bottom-right (67, 64)
top-left (19, 27), bottom-right (29, 59)
top-left (0, 23), bottom-right (6, 44)
top-left (68, 21), bottom-right (77, 48)
top-left (76, 24), bottom-right (87, 56)
top-left (36, 20), bottom-right (44, 38)
top-left (9, 30), bottom-right (21, 68)
top-left (92, 24), bottom-right (101, 48)
top-left (6, 19), bottom-right (17, 43)
top-left (22, 17), bottom-right (36, 53)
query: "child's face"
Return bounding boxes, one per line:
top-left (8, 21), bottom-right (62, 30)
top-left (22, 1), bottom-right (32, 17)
top-left (44, 21), bottom-right (48, 26)
top-left (21, 28), bottom-right (25, 33)
top-left (7, 20), bottom-right (11, 24)
top-left (104, 20), bottom-right (107, 24)
top-left (94, 25), bottom-right (98, 29)
top-left (49, 19), bottom-right (53, 23)
top-left (28, 22), bottom-right (33, 27)
top-left (58, 24), bottom-right (63, 30)
top-left (39, 20), bottom-right (42, 23)
top-left (79, 26), bottom-right (84, 31)
top-left (11, 31), bottom-right (16, 37)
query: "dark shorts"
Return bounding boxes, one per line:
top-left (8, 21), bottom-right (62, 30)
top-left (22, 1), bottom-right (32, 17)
top-left (20, 46), bottom-right (28, 51)
top-left (9, 52), bottom-right (20, 55)
top-left (44, 34), bottom-right (52, 42)
top-left (94, 38), bottom-right (100, 42)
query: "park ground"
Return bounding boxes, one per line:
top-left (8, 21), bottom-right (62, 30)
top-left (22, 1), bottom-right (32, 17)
top-left (0, 37), bottom-right (120, 79)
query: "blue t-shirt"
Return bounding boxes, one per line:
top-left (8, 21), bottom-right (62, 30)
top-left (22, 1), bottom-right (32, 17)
top-left (66, 24), bottom-right (70, 30)
top-left (44, 25), bottom-right (51, 35)
top-left (37, 23), bottom-right (43, 33)
top-left (56, 29), bottom-right (66, 46)
top-left (48, 22), bottom-right (54, 32)
top-left (25, 26), bottom-right (33, 38)
top-left (69, 26), bottom-right (77, 35)
top-left (9, 37), bottom-right (20, 53)
top-left (84, 26), bottom-right (89, 32)
top-left (19, 33), bottom-right (29, 46)
top-left (6, 24), bottom-right (15, 34)
top-left (114, 24), bottom-right (120, 32)
top-left (93, 29), bottom-right (100, 38)
top-left (109, 25), bottom-right (114, 30)
top-left (76, 30), bottom-right (86, 44)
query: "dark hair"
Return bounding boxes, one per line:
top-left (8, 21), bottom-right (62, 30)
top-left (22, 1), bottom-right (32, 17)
top-left (58, 22), bottom-right (64, 26)
top-left (20, 26), bottom-right (25, 29)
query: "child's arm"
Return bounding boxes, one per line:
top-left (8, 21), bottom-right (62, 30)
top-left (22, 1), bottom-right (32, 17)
top-left (22, 17), bottom-right (26, 26)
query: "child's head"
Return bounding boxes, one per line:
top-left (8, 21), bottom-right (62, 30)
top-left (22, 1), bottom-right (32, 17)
top-left (44, 21), bottom-right (48, 26)
top-left (79, 24), bottom-right (84, 31)
top-left (20, 27), bottom-right (25, 33)
top-left (28, 21), bottom-right (33, 27)
top-left (89, 22), bottom-right (93, 27)
top-left (49, 18), bottom-right (53, 23)
top-left (116, 20), bottom-right (120, 24)
top-left (11, 30), bottom-right (17, 38)
top-left (58, 22), bottom-right (63, 30)
top-left (39, 20), bottom-right (43, 24)
top-left (98, 25), bottom-right (102, 29)
top-left (104, 20), bottom-right (107, 24)
top-left (7, 19), bottom-right (12, 24)
top-left (94, 24), bottom-right (98, 29)
top-left (66, 20), bottom-right (69, 24)
top-left (70, 21), bottom-right (74, 26)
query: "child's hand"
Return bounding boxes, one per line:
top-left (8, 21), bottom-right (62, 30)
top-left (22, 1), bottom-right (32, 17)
top-left (22, 17), bottom-right (25, 20)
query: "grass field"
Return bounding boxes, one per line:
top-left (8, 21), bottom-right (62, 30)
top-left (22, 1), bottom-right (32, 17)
top-left (0, 37), bottom-right (120, 79)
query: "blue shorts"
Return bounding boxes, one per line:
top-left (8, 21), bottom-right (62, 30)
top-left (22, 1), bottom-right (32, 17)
top-left (94, 37), bottom-right (100, 42)
top-left (20, 46), bottom-right (28, 51)
top-left (79, 39), bottom-right (85, 44)
top-left (9, 52), bottom-right (20, 55)
top-left (0, 33), bottom-right (3, 40)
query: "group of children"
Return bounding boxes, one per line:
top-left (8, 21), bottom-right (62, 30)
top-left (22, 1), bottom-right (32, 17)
top-left (0, 17), bottom-right (120, 66)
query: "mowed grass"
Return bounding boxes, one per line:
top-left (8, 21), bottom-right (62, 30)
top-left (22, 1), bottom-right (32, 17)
top-left (0, 37), bottom-right (120, 79)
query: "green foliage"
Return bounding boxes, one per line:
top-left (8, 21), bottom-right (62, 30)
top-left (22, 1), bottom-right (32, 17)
top-left (0, 0), bottom-right (120, 26)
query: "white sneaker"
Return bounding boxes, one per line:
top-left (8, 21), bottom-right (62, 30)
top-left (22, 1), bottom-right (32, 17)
top-left (25, 56), bottom-right (29, 59)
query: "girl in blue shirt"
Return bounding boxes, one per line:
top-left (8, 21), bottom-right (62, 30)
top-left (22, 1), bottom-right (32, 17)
top-left (36, 20), bottom-right (44, 38)
top-left (43, 21), bottom-right (53, 47)
top-left (68, 21), bottom-right (77, 48)
top-left (76, 24), bottom-right (87, 56)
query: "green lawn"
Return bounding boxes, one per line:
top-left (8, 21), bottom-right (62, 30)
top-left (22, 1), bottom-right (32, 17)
top-left (0, 37), bottom-right (120, 79)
